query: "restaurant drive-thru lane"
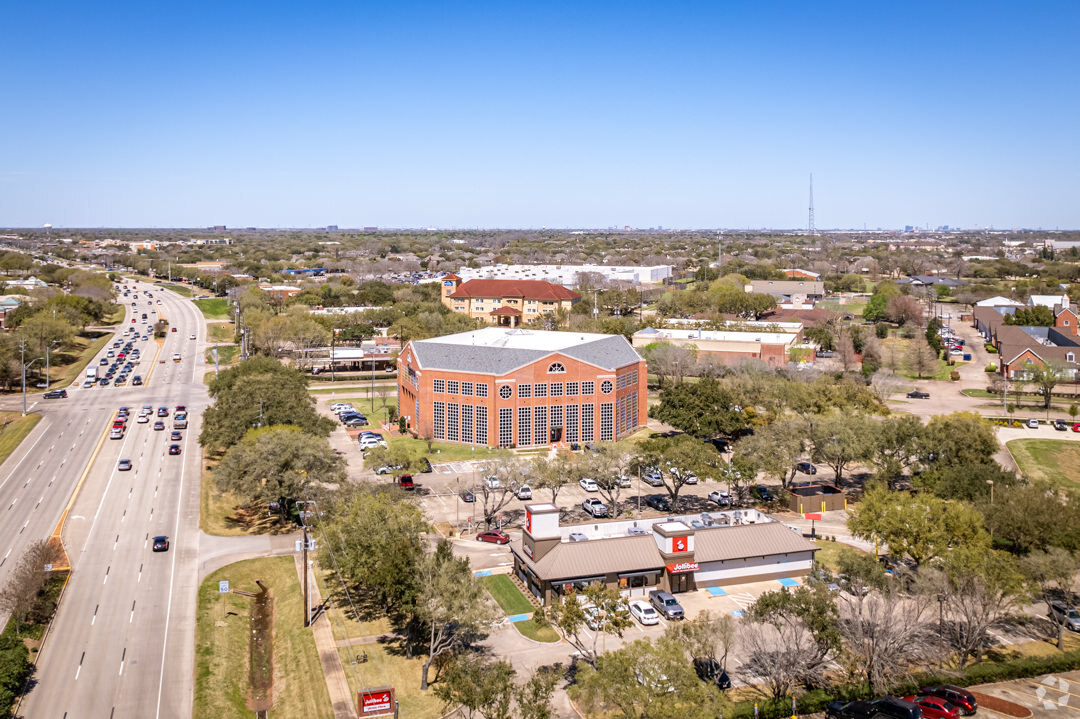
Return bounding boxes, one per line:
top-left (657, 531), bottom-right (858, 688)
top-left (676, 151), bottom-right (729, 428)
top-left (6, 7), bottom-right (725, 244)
top-left (19, 279), bottom-right (209, 719)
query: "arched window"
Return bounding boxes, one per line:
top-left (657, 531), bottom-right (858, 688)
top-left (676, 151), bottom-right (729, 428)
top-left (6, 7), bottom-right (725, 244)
top-left (548, 362), bottom-right (566, 374)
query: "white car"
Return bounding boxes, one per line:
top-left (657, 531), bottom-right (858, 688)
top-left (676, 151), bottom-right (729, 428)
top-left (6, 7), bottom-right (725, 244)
top-left (358, 436), bottom-right (388, 450)
top-left (629, 600), bottom-right (660, 626)
top-left (708, 490), bottom-right (732, 506)
top-left (189, 333), bottom-right (196, 340)
top-left (578, 478), bottom-right (598, 492)
top-left (484, 476), bottom-right (500, 489)
top-left (616, 475), bottom-right (632, 488)
top-left (137, 414), bottom-right (149, 424)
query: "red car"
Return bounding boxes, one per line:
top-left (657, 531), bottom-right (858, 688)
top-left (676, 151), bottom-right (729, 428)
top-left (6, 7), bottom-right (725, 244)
top-left (476, 531), bottom-right (510, 545)
top-left (904, 695), bottom-right (959, 719)
top-left (1073, 423), bottom-right (1080, 432)
top-left (918, 686), bottom-right (977, 716)
top-left (170, 327), bottom-right (177, 332)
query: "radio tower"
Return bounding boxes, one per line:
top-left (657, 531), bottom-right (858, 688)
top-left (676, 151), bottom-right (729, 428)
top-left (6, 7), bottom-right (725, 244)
top-left (808, 173), bottom-right (816, 236)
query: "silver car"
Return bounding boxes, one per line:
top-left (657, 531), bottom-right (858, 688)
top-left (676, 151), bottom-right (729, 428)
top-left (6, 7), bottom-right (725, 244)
top-left (1049, 601), bottom-right (1080, 632)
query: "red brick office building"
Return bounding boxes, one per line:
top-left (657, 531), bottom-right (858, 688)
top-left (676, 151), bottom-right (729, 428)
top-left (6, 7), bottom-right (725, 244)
top-left (397, 328), bottom-right (648, 447)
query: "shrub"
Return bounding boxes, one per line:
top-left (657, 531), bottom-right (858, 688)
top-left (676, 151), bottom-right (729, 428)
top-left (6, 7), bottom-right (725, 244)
top-left (950, 370), bottom-right (960, 381)
top-left (985, 364), bottom-right (997, 373)
top-left (985, 343), bottom-right (998, 353)
top-left (875, 322), bottom-right (890, 339)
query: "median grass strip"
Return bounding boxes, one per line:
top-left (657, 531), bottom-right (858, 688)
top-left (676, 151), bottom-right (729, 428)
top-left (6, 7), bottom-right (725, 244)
top-left (156, 281), bottom-right (193, 297)
top-left (194, 297), bottom-right (230, 319)
top-left (482, 574), bottom-right (534, 615)
top-left (206, 345), bottom-right (239, 366)
top-left (0, 413), bottom-right (42, 468)
top-left (1007, 438), bottom-right (1080, 491)
top-left (194, 557), bottom-right (332, 719)
top-left (199, 460), bottom-right (296, 536)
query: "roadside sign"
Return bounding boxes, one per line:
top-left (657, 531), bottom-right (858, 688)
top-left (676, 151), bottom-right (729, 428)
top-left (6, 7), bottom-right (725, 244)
top-left (803, 513), bottom-right (822, 521)
top-left (219, 580), bottom-right (230, 593)
top-left (359, 686), bottom-right (395, 716)
top-left (43, 564), bottom-right (53, 572)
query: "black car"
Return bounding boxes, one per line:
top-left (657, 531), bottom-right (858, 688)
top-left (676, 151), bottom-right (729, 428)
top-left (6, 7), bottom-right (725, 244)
top-left (752, 485), bottom-right (775, 502)
top-left (1054, 419), bottom-right (1068, 431)
top-left (825, 700), bottom-right (879, 719)
top-left (152, 535), bottom-right (169, 552)
top-left (43, 389), bottom-right (67, 399)
top-left (168, 444), bottom-right (181, 455)
top-left (919, 685), bottom-right (977, 715)
top-left (692, 657), bottom-right (731, 689)
top-left (644, 495), bottom-right (671, 512)
top-left (459, 490), bottom-right (476, 503)
top-left (907, 390), bottom-right (930, 399)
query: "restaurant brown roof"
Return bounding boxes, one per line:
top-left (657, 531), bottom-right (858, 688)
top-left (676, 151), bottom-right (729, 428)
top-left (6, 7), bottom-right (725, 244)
top-left (693, 521), bottom-right (818, 563)
top-left (512, 535), bottom-right (662, 579)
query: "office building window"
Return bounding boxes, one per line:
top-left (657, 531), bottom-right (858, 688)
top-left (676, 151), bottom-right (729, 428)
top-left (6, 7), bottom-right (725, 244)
top-left (630, 391), bottom-right (638, 429)
top-left (518, 407), bottom-right (532, 446)
top-left (550, 405), bottom-right (563, 435)
top-left (534, 383), bottom-right (547, 398)
top-left (581, 404), bottom-right (595, 442)
top-left (566, 405), bottom-right (579, 443)
top-left (498, 408), bottom-right (512, 447)
top-left (462, 405), bottom-right (474, 444)
top-left (518, 384), bottom-right (532, 399)
top-left (433, 379), bottom-right (445, 393)
top-left (446, 403), bottom-right (460, 442)
top-left (600, 402), bottom-right (613, 441)
top-left (566, 382), bottom-right (580, 396)
top-left (462, 381), bottom-right (474, 396)
top-left (550, 382), bottom-right (563, 397)
top-left (476, 406), bottom-right (488, 445)
top-left (476, 383), bottom-right (489, 398)
top-left (498, 384), bottom-right (512, 400)
top-left (582, 381), bottom-right (595, 395)
top-left (433, 401), bottom-right (445, 440)
top-left (447, 380), bottom-right (460, 395)
top-left (534, 405), bottom-right (548, 445)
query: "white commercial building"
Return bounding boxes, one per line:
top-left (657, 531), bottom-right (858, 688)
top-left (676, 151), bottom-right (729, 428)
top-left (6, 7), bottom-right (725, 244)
top-left (454, 263), bottom-right (672, 287)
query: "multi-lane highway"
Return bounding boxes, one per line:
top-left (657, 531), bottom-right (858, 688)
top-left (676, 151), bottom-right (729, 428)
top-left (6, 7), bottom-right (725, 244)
top-left (7, 279), bottom-right (210, 718)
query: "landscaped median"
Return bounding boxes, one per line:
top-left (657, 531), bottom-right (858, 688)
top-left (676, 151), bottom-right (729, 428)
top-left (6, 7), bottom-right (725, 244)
top-left (0, 413), bottom-right (42, 468)
top-left (194, 557), bottom-right (331, 719)
top-left (480, 572), bottom-right (559, 643)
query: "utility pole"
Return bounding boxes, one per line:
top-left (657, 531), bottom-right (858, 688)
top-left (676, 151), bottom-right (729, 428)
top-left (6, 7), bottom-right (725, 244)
top-left (303, 523), bottom-right (310, 627)
top-left (716, 230), bottom-right (723, 276)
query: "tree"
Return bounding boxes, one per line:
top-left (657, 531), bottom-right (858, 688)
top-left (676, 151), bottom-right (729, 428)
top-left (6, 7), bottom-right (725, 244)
top-left (318, 487), bottom-right (428, 615)
top-left (515, 666), bottom-right (559, 719)
top-left (733, 418), bottom-right (804, 490)
top-left (634, 435), bottom-right (724, 512)
top-left (982, 482), bottom-right (1074, 553)
top-left (536, 584), bottom-right (633, 669)
top-left (214, 425), bottom-right (346, 504)
top-left (0, 540), bottom-right (52, 634)
top-left (868, 414), bottom-right (923, 485)
top-left (641, 342), bottom-right (698, 387)
top-left (923, 461), bottom-right (1018, 503)
top-left (668, 610), bottom-right (737, 669)
top-left (837, 334), bottom-right (858, 372)
top-left (362, 443), bottom-right (428, 477)
top-left (417, 541), bottom-right (498, 690)
top-left (863, 294), bottom-right (889, 322)
top-left (848, 484), bottom-right (990, 567)
top-left (918, 412), bottom-right (999, 471)
top-left (529, 454), bottom-right (571, 503)
top-left (868, 369), bottom-right (907, 404)
top-left (475, 458), bottom-right (529, 529)
top-left (919, 546), bottom-right (1025, 666)
top-left (808, 411), bottom-right (876, 486)
top-left (905, 336), bottom-right (938, 379)
top-left (1003, 306), bottom-right (1055, 326)
top-left (651, 377), bottom-right (749, 439)
top-left (1022, 547), bottom-right (1080, 650)
top-left (433, 656), bottom-right (515, 719)
top-left (1028, 360), bottom-right (1069, 410)
top-left (886, 295), bottom-right (924, 326)
top-left (580, 443), bottom-right (633, 515)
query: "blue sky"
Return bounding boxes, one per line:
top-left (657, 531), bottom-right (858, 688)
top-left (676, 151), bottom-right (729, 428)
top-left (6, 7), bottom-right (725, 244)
top-left (1, 1), bottom-right (1077, 229)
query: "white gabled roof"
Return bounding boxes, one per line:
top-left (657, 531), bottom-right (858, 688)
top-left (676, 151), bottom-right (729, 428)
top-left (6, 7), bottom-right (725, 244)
top-left (975, 296), bottom-right (1023, 307)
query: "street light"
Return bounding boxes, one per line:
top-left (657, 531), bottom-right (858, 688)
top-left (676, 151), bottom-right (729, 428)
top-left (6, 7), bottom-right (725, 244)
top-left (44, 340), bottom-right (61, 389)
top-left (986, 479), bottom-right (994, 504)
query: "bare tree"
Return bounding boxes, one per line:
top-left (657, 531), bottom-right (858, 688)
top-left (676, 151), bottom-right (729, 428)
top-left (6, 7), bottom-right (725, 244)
top-left (0, 540), bottom-right (52, 633)
top-left (838, 586), bottom-right (936, 695)
top-left (476, 458), bottom-right (529, 529)
top-left (739, 619), bottom-right (825, 701)
top-left (582, 443), bottom-right (632, 516)
top-left (869, 369), bottom-right (908, 403)
top-left (529, 454), bottom-right (572, 504)
top-left (905, 336), bottom-right (939, 379)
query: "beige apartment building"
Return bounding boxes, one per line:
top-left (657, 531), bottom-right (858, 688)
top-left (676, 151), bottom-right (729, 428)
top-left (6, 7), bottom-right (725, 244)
top-left (439, 274), bottom-right (580, 327)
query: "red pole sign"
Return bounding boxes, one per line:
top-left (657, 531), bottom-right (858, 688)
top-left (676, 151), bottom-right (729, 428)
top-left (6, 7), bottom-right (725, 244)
top-left (803, 513), bottom-right (822, 521)
top-left (359, 686), bottom-right (395, 717)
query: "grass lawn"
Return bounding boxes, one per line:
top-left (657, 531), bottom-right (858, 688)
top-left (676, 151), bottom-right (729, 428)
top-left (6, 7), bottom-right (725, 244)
top-left (50, 333), bottom-right (112, 388)
top-left (208, 323), bottom-right (235, 342)
top-left (200, 461), bottom-right (297, 536)
top-left (812, 539), bottom-right (871, 573)
top-left (481, 575), bottom-right (534, 615)
top-left (0, 413), bottom-right (42, 468)
top-left (194, 297), bottom-right (230, 320)
top-left (206, 345), bottom-right (239, 366)
top-left (881, 336), bottom-right (966, 381)
top-left (514, 616), bottom-right (560, 643)
top-left (320, 396), bottom-right (395, 423)
top-left (194, 557), bottom-right (332, 719)
top-left (102, 302), bottom-right (125, 325)
top-left (308, 384), bottom-right (397, 395)
top-left (157, 281), bottom-right (193, 297)
top-left (337, 646), bottom-right (445, 719)
top-left (1007, 439), bottom-right (1080, 491)
top-left (818, 299), bottom-right (868, 317)
top-left (388, 436), bottom-right (509, 463)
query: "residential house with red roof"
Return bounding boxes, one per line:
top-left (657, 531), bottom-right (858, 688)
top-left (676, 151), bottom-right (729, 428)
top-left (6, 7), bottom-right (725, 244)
top-left (440, 274), bottom-right (580, 327)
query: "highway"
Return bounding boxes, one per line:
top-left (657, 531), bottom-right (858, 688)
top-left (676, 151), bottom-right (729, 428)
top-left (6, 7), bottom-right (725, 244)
top-left (11, 279), bottom-right (210, 719)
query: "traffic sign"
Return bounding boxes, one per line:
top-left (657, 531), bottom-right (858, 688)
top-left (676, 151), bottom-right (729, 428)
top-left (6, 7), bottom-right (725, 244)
top-left (219, 580), bottom-right (230, 593)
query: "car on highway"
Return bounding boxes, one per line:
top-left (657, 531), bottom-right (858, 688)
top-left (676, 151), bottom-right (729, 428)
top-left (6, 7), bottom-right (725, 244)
top-left (170, 327), bottom-right (177, 332)
top-left (582, 498), bottom-right (608, 517)
top-left (907, 390), bottom-right (930, 399)
top-left (118, 459), bottom-right (132, 471)
top-left (153, 421), bottom-right (165, 431)
top-left (189, 333), bottom-right (196, 340)
top-left (629, 600), bottom-right (660, 626)
top-left (476, 530), bottom-right (510, 545)
top-left (170, 431), bottom-right (182, 440)
top-left (132, 376), bottom-right (142, 386)
top-left (157, 407), bottom-right (169, 416)
top-left (172, 353), bottom-right (181, 362)
top-left (109, 428), bottom-right (124, 440)
top-left (578, 477), bottom-right (598, 492)
top-left (152, 535), bottom-right (170, 552)
top-left (137, 414), bottom-right (149, 423)
top-left (168, 444), bottom-right (181, 455)
top-left (43, 389), bottom-right (67, 399)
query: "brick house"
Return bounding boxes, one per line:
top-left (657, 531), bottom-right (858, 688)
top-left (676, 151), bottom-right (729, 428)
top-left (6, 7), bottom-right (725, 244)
top-left (397, 328), bottom-right (647, 447)
top-left (973, 303), bottom-right (1080, 379)
top-left (439, 275), bottom-right (580, 328)
top-left (631, 327), bottom-right (797, 369)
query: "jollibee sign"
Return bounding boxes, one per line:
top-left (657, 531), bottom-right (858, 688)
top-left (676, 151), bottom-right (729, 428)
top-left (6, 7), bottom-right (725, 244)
top-left (359, 686), bottom-right (395, 716)
top-left (666, 562), bottom-right (699, 573)
top-left (672, 536), bottom-right (688, 552)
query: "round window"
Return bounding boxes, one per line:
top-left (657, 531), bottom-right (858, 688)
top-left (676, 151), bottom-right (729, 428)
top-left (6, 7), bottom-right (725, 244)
top-left (600, 380), bottom-right (613, 394)
top-left (499, 385), bottom-right (512, 400)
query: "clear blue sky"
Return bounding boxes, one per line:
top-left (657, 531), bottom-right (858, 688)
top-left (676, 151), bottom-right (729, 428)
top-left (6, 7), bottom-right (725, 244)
top-left (2, 1), bottom-right (1077, 230)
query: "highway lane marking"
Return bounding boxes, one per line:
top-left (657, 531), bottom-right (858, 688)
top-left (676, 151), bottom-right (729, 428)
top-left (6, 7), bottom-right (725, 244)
top-left (138, 562), bottom-right (143, 582)
top-left (104, 565), bottom-right (110, 584)
top-left (7, 498), bottom-right (15, 511)
top-left (75, 651), bottom-right (85, 680)
top-left (19, 519), bottom-right (27, 534)
top-left (35, 496), bottom-right (42, 509)
top-left (130, 600), bottom-right (135, 623)
top-left (121, 509), bottom-right (126, 523)
top-left (92, 604), bottom-right (98, 625)
top-left (119, 647), bottom-right (126, 675)
top-left (0, 422), bottom-right (47, 493)
top-left (114, 535), bottom-right (119, 550)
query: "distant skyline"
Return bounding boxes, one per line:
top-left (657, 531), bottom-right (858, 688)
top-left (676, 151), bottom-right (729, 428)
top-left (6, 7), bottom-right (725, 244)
top-left (2, 1), bottom-right (1078, 230)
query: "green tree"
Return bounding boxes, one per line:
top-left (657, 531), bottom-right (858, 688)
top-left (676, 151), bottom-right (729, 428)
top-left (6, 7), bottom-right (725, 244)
top-left (848, 484), bottom-right (990, 566)
top-left (515, 667), bottom-right (559, 719)
top-left (863, 294), bottom-right (889, 322)
top-left (923, 462), bottom-right (1018, 503)
top-left (536, 584), bottom-right (633, 669)
top-left (1028, 360), bottom-right (1069, 409)
top-left (868, 414), bottom-right (923, 485)
top-left (918, 412), bottom-right (999, 470)
top-left (1003, 306), bottom-right (1055, 326)
top-left (213, 425), bottom-right (346, 504)
top-left (634, 434), bottom-right (724, 511)
top-left (733, 418), bottom-right (805, 489)
top-left (982, 482), bottom-right (1075, 553)
top-left (1022, 547), bottom-right (1080, 650)
top-left (651, 377), bottom-right (749, 439)
top-left (808, 411), bottom-right (876, 486)
top-left (433, 656), bottom-right (515, 719)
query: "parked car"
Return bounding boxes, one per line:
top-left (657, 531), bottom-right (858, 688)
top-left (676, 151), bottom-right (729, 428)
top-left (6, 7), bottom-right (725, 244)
top-left (1054, 419), bottom-right (1068, 431)
top-left (484, 476), bottom-right (501, 489)
top-left (1048, 600), bottom-right (1080, 632)
top-left (476, 530), bottom-right (509, 545)
top-left (629, 599), bottom-right (660, 626)
top-left (752, 485), bottom-right (775, 502)
top-left (796, 461), bottom-right (817, 474)
top-left (649, 590), bottom-right (684, 620)
top-left (907, 390), bottom-right (930, 399)
top-left (459, 489), bottom-right (475, 503)
top-left (516, 485), bottom-right (532, 500)
top-left (578, 477), bottom-right (598, 492)
top-left (152, 535), bottom-right (170, 552)
top-left (582, 498), bottom-right (608, 517)
top-left (615, 475), bottom-right (633, 488)
top-left (918, 686), bottom-right (977, 716)
top-left (903, 696), bottom-right (957, 719)
top-left (375, 464), bottom-right (403, 475)
top-left (642, 469), bottom-right (664, 487)
top-left (692, 657), bottom-right (731, 689)
top-left (825, 700), bottom-right (881, 719)
top-left (644, 495), bottom-right (671, 512)
top-left (708, 490), bottom-right (732, 506)
top-left (1027, 418), bottom-right (1040, 429)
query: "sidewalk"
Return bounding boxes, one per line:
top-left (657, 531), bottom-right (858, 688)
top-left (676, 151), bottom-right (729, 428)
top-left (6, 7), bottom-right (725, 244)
top-left (296, 554), bottom-right (355, 719)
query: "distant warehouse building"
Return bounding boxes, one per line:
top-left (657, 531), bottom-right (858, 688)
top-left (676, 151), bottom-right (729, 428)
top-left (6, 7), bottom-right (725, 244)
top-left (631, 327), bottom-right (799, 369)
top-left (454, 263), bottom-right (673, 287)
top-left (397, 328), bottom-right (647, 447)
